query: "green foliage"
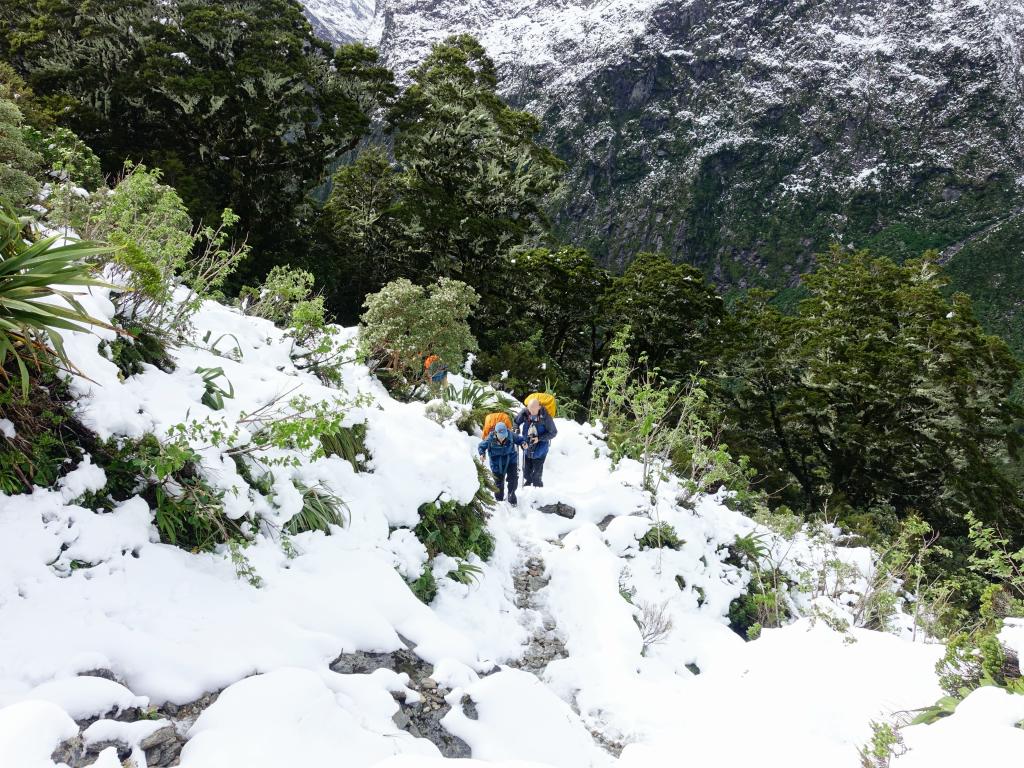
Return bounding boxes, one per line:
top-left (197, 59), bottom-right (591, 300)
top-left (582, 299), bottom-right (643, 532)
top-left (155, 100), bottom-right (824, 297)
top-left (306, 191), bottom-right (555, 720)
top-left (241, 265), bottom-right (316, 325)
top-left (98, 433), bottom-right (242, 552)
top-left (604, 252), bottom-right (724, 378)
top-left (2, 0), bottom-right (392, 270)
top-left (285, 482), bottom-right (348, 535)
top-left (726, 531), bottom-right (794, 637)
top-left (0, 369), bottom-right (80, 492)
top-left (87, 166), bottom-right (248, 336)
top-left (447, 560), bottom-right (483, 585)
top-left (858, 721), bottom-right (905, 768)
top-left (410, 566), bottom-right (438, 604)
top-left (0, 200), bottom-right (113, 397)
top-left (323, 35), bottom-right (564, 316)
top-left (414, 463), bottom-right (495, 561)
top-left (24, 125), bottom-right (102, 189)
top-left (473, 246), bottom-right (609, 400)
top-left (0, 94), bottom-right (41, 205)
top-left (639, 521), bottom-right (683, 550)
top-left (590, 327), bottom-right (678, 489)
top-left (443, 381), bottom-right (517, 435)
top-left (359, 277), bottom-right (479, 389)
top-left (89, 164), bottom-right (194, 279)
top-left (195, 366), bottom-right (233, 410)
top-left (386, 35), bottom-right (564, 286)
top-left (720, 248), bottom-right (1024, 540)
top-left (102, 322), bottom-right (175, 378)
top-left (320, 423), bottom-right (369, 472)
top-left (228, 538), bottom-right (262, 588)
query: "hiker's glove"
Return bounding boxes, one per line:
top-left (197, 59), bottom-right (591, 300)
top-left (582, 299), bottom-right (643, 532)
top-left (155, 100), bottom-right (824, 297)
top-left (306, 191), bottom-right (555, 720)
top-left (530, 436), bottom-right (540, 445)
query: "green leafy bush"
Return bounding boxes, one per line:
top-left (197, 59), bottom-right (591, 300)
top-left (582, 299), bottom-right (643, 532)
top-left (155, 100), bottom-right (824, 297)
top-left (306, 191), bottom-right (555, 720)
top-left (414, 463), bottom-right (495, 560)
top-left (0, 200), bottom-right (113, 396)
top-left (410, 566), bottom-right (438, 604)
top-left (639, 521), bottom-right (683, 550)
top-left (320, 422), bottom-right (369, 472)
top-left (101, 322), bottom-right (175, 377)
top-left (0, 95), bottom-right (42, 205)
top-left (0, 369), bottom-right (81, 493)
top-left (285, 482), bottom-right (348, 535)
top-left (241, 265), bottom-right (316, 324)
top-left (725, 532), bottom-right (794, 637)
top-left (443, 380), bottom-right (516, 434)
top-left (359, 277), bottom-right (479, 390)
top-left (87, 165), bottom-right (247, 336)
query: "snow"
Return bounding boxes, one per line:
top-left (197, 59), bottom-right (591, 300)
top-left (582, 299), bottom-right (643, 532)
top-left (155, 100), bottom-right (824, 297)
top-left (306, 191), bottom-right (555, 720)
top-left (0, 701), bottom-right (78, 768)
top-left (0, 283), bottom-right (1017, 767)
top-left (893, 687), bottom-right (1024, 768)
top-left (442, 669), bottom-right (611, 768)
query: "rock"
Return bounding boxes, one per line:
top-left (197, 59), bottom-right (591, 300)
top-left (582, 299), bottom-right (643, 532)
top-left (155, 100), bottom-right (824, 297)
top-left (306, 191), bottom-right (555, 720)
top-left (51, 734), bottom-right (84, 767)
top-left (140, 725), bottom-right (184, 767)
top-left (330, 648), bottom-right (472, 759)
top-left (538, 503), bottom-right (576, 519)
top-left (597, 514), bottom-right (616, 531)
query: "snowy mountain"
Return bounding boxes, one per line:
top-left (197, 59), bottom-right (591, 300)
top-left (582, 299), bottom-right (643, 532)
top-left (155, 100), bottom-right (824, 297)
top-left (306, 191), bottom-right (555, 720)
top-left (1, 281), bottom-right (1023, 766)
top-left (313, 0), bottom-right (1024, 299)
top-left (301, 0), bottom-right (377, 43)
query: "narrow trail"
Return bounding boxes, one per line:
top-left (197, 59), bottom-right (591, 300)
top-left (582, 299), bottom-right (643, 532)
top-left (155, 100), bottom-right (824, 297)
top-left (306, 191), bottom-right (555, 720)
top-left (501, 504), bottom-right (626, 759)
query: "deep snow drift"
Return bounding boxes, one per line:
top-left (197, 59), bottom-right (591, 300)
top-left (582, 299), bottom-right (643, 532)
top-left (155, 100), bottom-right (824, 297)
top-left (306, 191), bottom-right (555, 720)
top-left (0, 285), bottom-right (1021, 768)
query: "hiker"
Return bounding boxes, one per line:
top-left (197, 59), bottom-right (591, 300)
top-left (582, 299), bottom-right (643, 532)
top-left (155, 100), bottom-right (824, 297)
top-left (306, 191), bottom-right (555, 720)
top-left (515, 395), bottom-right (557, 487)
top-left (478, 421), bottom-right (526, 505)
top-left (424, 354), bottom-right (448, 387)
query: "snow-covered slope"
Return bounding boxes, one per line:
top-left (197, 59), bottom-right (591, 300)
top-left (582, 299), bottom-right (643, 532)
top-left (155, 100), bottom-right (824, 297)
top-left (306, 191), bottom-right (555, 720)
top-left (0, 286), bottom-right (1021, 767)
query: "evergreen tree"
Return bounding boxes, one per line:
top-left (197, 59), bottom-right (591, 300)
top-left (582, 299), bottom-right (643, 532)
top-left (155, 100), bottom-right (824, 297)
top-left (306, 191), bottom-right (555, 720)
top-left (475, 246), bottom-right (610, 398)
top-left (1, 0), bottom-right (391, 269)
top-left (721, 247), bottom-right (1024, 539)
top-left (377, 34), bottom-right (564, 292)
top-left (603, 252), bottom-right (724, 378)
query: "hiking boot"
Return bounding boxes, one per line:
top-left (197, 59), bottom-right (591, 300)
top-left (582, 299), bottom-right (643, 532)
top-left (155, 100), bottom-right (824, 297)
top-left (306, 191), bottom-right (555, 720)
top-left (508, 493), bottom-right (518, 506)
top-left (495, 492), bottom-right (504, 502)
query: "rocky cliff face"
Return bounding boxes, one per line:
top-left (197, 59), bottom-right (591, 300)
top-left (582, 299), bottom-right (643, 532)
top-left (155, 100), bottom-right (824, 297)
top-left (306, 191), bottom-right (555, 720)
top-left (307, 0), bottom-right (1024, 296)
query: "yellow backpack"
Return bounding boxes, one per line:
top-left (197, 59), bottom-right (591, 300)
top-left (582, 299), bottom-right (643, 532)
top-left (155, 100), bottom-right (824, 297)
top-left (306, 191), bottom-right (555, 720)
top-left (525, 392), bottom-right (556, 418)
top-left (482, 412), bottom-right (514, 439)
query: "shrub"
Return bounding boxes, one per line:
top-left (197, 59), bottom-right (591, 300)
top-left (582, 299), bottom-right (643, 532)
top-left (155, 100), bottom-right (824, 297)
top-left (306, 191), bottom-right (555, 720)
top-left (414, 463), bottom-right (495, 560)
top-left (725, 531), bottom-right (794, 637)
top-left (635, 600), bottom-right (674, 654)
top-left (0, 200), bottom-right (114, 396)
top-left (359, 277), bottom-right (479, 389)
top-left (240, 265), bottom-right (315, 324)
top-left (285, 482), bottom-right (348, 535)
top-left (410, 566), bottom-right (438, 604)
top-left (320, 422), bottom-right (369, 472)
top-left (447, 560), bottom-right (483, 585)
top-left (443, 380), bottom-right (516, 434)
top-left (88, 165), bottom-right (247, 336)
top-left (639, 521), bottom-right (683, 550)
top-left (101, 322), bottom-right (175, 377)
top-left (0, 369), bottom-right (81, 493)
top-left (0, 95), bottom-right (42, 205)
top-left (24, 125), bottom-right (103, 190)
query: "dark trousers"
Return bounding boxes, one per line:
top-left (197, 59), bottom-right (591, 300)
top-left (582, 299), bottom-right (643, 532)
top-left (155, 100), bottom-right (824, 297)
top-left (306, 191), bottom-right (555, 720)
top-left (494, 466), bottom-right (518, 500)
top-left (523, 456), bottom-right (546, 487)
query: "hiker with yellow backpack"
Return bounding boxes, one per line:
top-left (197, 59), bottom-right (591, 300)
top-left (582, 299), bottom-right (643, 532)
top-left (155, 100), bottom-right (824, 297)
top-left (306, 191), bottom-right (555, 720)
top-left (515, 394), bottom-right (557, 488)
top-left (478, 414), bottom-right (526, 505)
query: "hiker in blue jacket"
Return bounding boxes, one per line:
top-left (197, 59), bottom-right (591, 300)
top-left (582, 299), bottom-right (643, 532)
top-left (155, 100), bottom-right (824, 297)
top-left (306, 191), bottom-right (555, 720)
top-left (478, 421), bottom-right (526, 505)
top-left (515, 397), bottom-right (558, 488)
